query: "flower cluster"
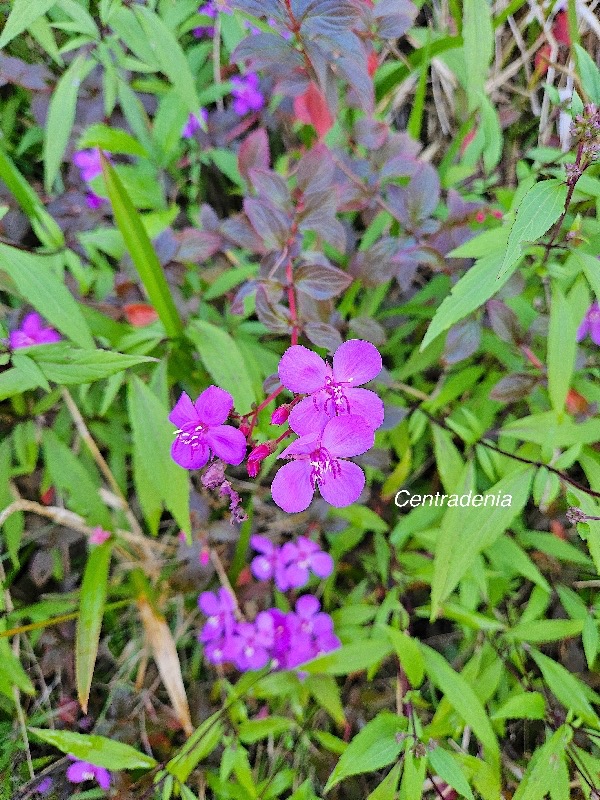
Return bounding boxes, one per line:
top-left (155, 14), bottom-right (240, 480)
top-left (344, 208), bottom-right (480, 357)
top-left (73, 148), bottom-right (110, 209)
top-left (270, 340), bottom-right (383, 513)
top-left (199, 588), bottom-right (339, 672)
top-left (250, 535), bottom-right (333, 591)
top-left (231, 73), bottom-right (264, 116)
top-left (9, 312), bottom-right (61, 349)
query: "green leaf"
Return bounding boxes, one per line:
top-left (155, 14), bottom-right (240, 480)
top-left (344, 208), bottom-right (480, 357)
top-left (547, 284), bottom-right (577, 414)
top-left (501, 412), bottom-right (600, 447)
top-left (238, 717), bottom-right (295, 744)
top-left (302, 639), bottom-right (393, 676)
top-left (507, 619), bottom-right (583, 643)
top-left (0, 631), bottom-right (35, 698)
top-left (44, 54), bottom-right (94, 193)
top-left (0, 367), bottom-right (40, 401)
top-left (0, 245), bottom-right (94, 348)
top-left (306, 674), bottom-right (346, 725)
top-left (428, 747), bottom-right (474, 800)
top-left (463, 0), bottom-right (493, 112)
top-left (512, 727), bottom-right (571, 800)
top-left (324, 713), bottom-right (405, 792)
top-left (530, 650), bottom-right (600, 727)
top-left (128, 376), bottom-right (190, 535)
top-left (385, 628), bottom-right (425, 687)
top-left (0, 0), bottom-right (58, 48)
top-left (28, 728), bottom-right (157, 770)
top-left (431, 467), bottom-right (534, 617)
top-left (30, 345), bottom-right (155, 385)
top-left (421, 644), bottom-right (500, 768)
top-left (499, 180), bottom-right (568, 278)
top-left (167, 708), bottom-right (224, 781)
top-left (134, 7), bottom-right (200, 114)
top-left (101, 156), bottom-right (183, 338)
top-left (0, 147), bottom-right (64, 248)
top-left (574, 43), bottom-right (600, 104)
top-left (583, 616), bottom-right (599, 669)
top-left (76, 542), bottom-right (112, 713)
top-left (491, 692), bottom-right (546, 721)
top-left (42, 429), bottom-right (113, 529)
top-left (421, 251), bottom-right (511, 350)
top-left (187, 320), bottom-right (256, 414)
top-left (367, 762), bottom-right (402, 800)
top-left (78, 124), bottom-right (148, 157)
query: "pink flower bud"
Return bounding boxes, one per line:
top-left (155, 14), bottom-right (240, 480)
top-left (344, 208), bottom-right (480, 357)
top-left (247, 442), bottom-right (275, 477)
top-left (239, 421), bottom-right (251, 437)
top-left (271, 404), bottom-right (291, 425)
top-left (475, 211), bottom-right (486, 223)
top-left (491, 209), bottom-right (503, 219)
top-left (90, 526), bottom-right (111, 545)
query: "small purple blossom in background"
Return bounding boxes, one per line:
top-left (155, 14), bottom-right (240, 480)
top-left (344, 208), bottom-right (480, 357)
top-left (230, 611), bottom-right (274, 670)
top-left (9, 312), bottom-right (61, 349)
top-left (280, 536), bottom-right (334, 588)
top-left (72, 148), bottom-right (106, 182)
top-left (86, 190), bottom-right (105, 210)
top-left (66, 757), bottom-right (111, 790)
top-left (279, 340), bottom-right (384, 435)
top-left (250, 535), bottom-right (333, 591)
top-left (577, 301), bottom-right (600, 345)
top-left (90, 526), bottom-right (111, 545)
top-left (182, 108), bottom-right (208, 138)
top-left (34, 777), bottom-right (53, 795)
top-left (231, 73), bottom-right (264, 116)
top-left (271, 415), bottom-right (374, 513)
top-left (285, 595), bottom-right (340, 668)
top-left (169, 386), bottom-right (247, 470)
top-left (198, 588), bottom-right (237, 664)
top-left (193, 1), bottom-right (217, 36)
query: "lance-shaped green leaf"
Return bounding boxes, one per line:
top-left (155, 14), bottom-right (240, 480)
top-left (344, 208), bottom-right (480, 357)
top-left (0, 0), bottom-right (58, 48)
top-left (101, 155), bottom-right (184, 339)
top-left (28, 728), bottom-right (157, 770)
top-left (76, 542), bottom-right (112, 713)
top-left (530, 650), bottom-right (600, 728)
top-left (499, 179), bottom-right (568, 278)
top-left (44, 54), bottom-right (94, 192)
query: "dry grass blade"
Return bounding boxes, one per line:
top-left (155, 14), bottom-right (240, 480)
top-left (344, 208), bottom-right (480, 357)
top-left (137, 596), bottom-right (194, 737)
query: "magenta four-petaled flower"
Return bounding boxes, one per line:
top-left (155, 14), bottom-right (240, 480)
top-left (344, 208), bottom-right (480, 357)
top-left (231, 73), bottom-right (264, 116)
top-left (169, 386), bottom-right (247, 470)
top-left (250, 534), bottom-right (333, 591)
top-left (9, 312), bottom-right (61, 349)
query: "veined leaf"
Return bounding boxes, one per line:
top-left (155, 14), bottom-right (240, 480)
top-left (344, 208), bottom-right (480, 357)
top-left (0, 0), bottom-right (58, 48)
top-left (76, 542), bottom-right (112, 713)
top-left (101, 156), bottom-right (184, 339)
top-left (44, 54), bottom-right (94, 193)
top-left (499, 180), bottom-right (568, 278)
top-left (0, 245), bottom-right (94, 349)
top-left (463, 0), bottom-right (493, 111)
top-left (28, 728), bottom-right (157, 770)
top-left (324, 712), bottom-right (406, 792)
top-left (512, 726), bottom-right (571, 800)
top-left (428, 747), bottom-right (474, 800)
top-left (530, 650), bottom-right (600, 728)
top-left (547, 283), bottom-right (578, 414)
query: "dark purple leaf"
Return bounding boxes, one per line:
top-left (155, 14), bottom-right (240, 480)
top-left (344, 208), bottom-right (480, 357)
top-left (293, 0), bottom-right (360, 31)
top-left (238, 129), bottom-right (271, 184)
top-left (296, 144), bottom-right (336, 196)
top-left (373, 0), bottom-right (417, 39)
top-left (486, 300), bottom-right (524, 345)
top-left (295, 261), bottom-right (352, 300)
top-left (255, 286), bottom-right (292, 333)
top-left (354, 118), bottom-right (389, 149)
top-left (442, 320), bottom-right (481, 365)
top-left (348, 316), bottom-right (387, 345)
top-left (228, 0), bottom-right (284, 19)
top-left (244, 198), bottom-right (292, 251)
top-left (349, 237), bottom-right (399, 286)
top-left (175, 229), bottom-right (223, 262)
top-left (386, 163), bottom-right (440, 229)
top-left (232, 33), bottom-right (304, 72)
top-left (0, 54), bottom-right (51, 91)
top-left (199, 204), bottom-right (220, 231)
top-left (304, 321), bottom-right (343, 351)
top-left (490, 373), bottom-right (540, 403)
top-left (221, 213), bottom-right (268, 253)
top-left (248, 169), bottom-right (291, 208)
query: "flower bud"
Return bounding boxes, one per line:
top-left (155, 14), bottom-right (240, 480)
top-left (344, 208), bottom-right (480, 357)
top-left (247, 442), bottom-right (276, 477)
top-left (271, 404), bottom-right (291, 425)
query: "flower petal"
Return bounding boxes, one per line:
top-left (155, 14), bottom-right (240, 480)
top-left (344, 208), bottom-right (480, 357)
top-left (250, 534), bottom-right (274, 555)
top-left (205, 425), bottom-right (247, 465)
top-left (171, 437), bottom-right (209, 469)
top-left (66, 760), bottom-right (93, 784)
top-left (279, 432), bottom-right (319, 458)
top-left (22, 313), bottom-right (43, 336)
top-left (577, 317), bottom-right (590, 342)
top-left (169, 392), bottom-right (197, 427)
top-left (278, 345), bottom-right (329, 393)
top-left (194, 385), bottom-right (234, 426)
top-left (321, 415), bottom-right (374, 457)
top-left (318, 459), bottom-right (365, 508)
top-left (591, 318), bottom-right (600, 346)
top-left (271, 460), bottom-right (314, 513)
top-left (94, 767), bottom-right (111, 790)
top-left (251, 555), bottom-right (274, 581)
top-left (198, 591), bottom-right (219, 615)
top-left (295, 594), bottom-right (320, 618)
top-left (332, 340), bottom-right (382, 385)
top-left (345, 388), bottom-right (385, 429)
top-left (288, 397), bottom-right (330, 435)
top-left (310, 551), bottom-right (334, 578)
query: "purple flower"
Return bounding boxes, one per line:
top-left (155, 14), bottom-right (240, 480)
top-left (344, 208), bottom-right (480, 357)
top-left (250, 534), bottom-right (290, 590)
top-left (193, 2), bottom-right (217, 36)
top-left (86, 190), bottom-right (105, 210)
top-left (34, 777), bottom-right (53, 795)
top-left (231, 73), bottom-right (264, 116)
top-left (577, 302), bottom-right (600, 345)
top-left (73, 148), bottom-right (107, 182)
top-left (169, 386), bottom-right (247, 470)
top-left (182, 108), bottom-right (208, 138)
top-left (279, 340), bottom-right (384, 435)
top-left (286, 595), bottom-right (340, 667)
top-left (230, 611), bottom-right (274, 670)
top-left (198, 588), bottom-right (237, 664)
top-left (271, 415), bottom-right (374, 513)
top-left (280, 536), bottom-right (334, 589)
top-left (66, 757), bottom-right (111, 790)
top-left (9, 312), bottom-right (61, 349)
